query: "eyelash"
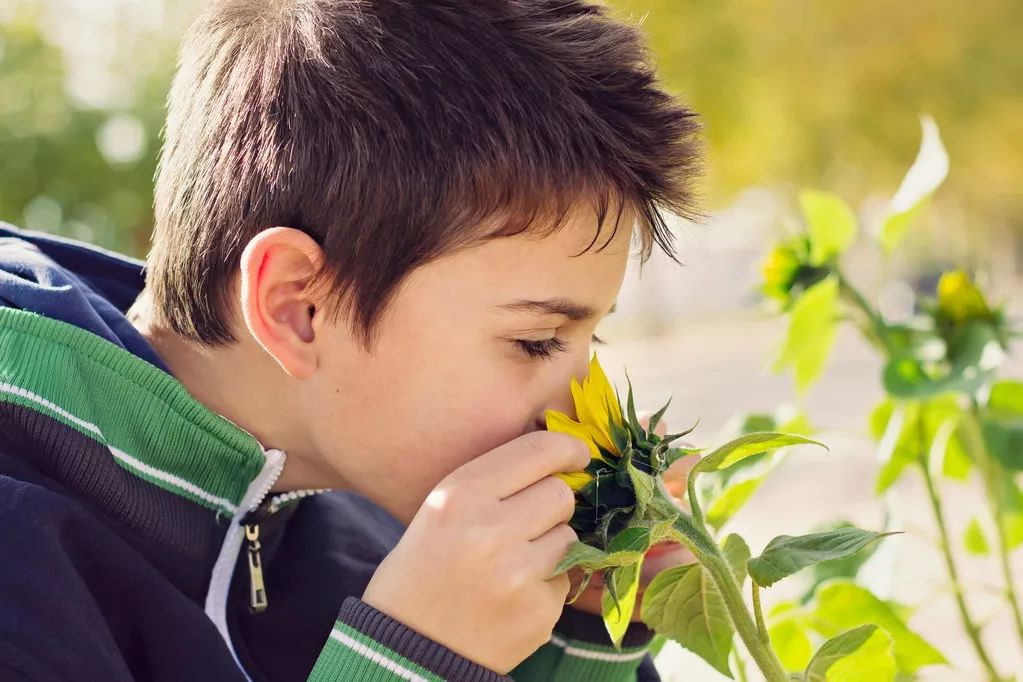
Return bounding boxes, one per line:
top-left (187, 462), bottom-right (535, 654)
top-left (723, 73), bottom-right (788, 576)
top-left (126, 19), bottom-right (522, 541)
top-left (516, 334), bottom-right (607, 360)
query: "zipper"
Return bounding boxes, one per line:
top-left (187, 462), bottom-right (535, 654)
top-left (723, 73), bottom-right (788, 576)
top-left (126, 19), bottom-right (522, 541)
top-left (203, 446), bottom-right (287, 681)
top-left (244, 524), bottom-right (268, 613)
top-left (240, 487), bottom-right (328, 613)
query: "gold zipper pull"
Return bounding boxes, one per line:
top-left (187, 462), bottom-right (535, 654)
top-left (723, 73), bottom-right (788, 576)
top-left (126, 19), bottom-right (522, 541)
top-left (245, 524), bottom-right (268, 613)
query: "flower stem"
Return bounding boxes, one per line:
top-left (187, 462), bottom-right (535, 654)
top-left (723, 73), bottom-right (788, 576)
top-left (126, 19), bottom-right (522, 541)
top-left (704, 552), bottom-right (789, 682)
top-left (660, 478), bottom-right (788, 681)
top-left (752, 582), bottom-right (770, 644)
top-left (662, 492), bottom-right (789, 678)
top-left (963, 401), bottom-right (1023, 653)
top-left (833, 267), bottom-right (896, 356)
top-left (919, 459), bottom-right (1003, 681)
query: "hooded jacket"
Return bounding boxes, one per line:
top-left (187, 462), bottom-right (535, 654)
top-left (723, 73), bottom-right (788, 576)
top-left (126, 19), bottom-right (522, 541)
top-left (0, 223), bottom-right (659, 682)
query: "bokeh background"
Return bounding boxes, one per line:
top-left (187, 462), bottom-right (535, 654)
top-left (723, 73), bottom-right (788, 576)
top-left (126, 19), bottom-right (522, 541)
top-left (2, 1), bottom-right (1021, 679)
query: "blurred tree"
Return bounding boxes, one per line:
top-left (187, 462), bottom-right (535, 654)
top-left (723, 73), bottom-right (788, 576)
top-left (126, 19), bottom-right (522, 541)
top-left (0, 0), bottom-right (1020, 256)
top-left (613, 0), bottom-right (1023, 238)
top-left (0, 0), bottom-right (186, 255)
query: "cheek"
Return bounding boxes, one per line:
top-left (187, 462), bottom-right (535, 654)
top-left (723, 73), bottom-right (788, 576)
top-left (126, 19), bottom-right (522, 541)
top-left (396, 379), bottom-right (532, 476)
top-left (314, 351), bottom-right (538, 518)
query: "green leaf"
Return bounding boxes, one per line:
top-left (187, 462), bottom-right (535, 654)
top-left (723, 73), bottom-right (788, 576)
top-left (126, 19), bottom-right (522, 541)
top-left (805, 625), bottom-right (896, 682)
top-left (990, 380), bottom-right (1023, 413)
top-left (799, 521), bottom-right (885, 604)
top-left (647, 398), bottom-right (672, 438)
top-left (878, 115), bottom-right (949, 252)
top-left (664, 446), bottom-right (701, 470)
top-left (773, 276), bottom-right (841, 392)
top-left (722, 533), bottom-right (751, 587)
top-left (647, 515), bottom-right (681, 546)
top-left (602, 558), bottom-right (643, 647)
top-left (800, 190), bottom-right (858, 265)
top-left (626, 459), bottom-right (656, 520)
top-left (805, 624), bottom-right (876, 679)
top-left (768, 611), bottom-right (813, 672)
top-left (963, 517), bottom-right (990, 555)
top-left (980, 412), bottom-right (1023, 471)
top-left (1009, 512), bottom-right (1023, 551)
top-left (707, 477), bottom-right (765, 531)
top-left (981, 380), bottom-right (1023, 469)
top-left (883, 322), bottom-right (1004, 400)
top-left (624, 371), bottom-right (643, 439)
top-left (641, 563), bottom-right (734, 677)
top-left (565, 570), bottom-right (595, 605)
top-left (811, 581), bottom-right (947, 673)
top-left (695, 432), bottom-right (826, 476)
top-left (608, 526), bottom-right (653, 554)
top-left (552, 541), bottom-right (645, 575)
top-left (871, 399), bottom-right (918, 493)
top-left (870, 396), bottom-right (971, 493)
top-left (609, 418), bottom-right (631, 455)
top-left (748, 528), bottom-right (897, 588)
top-left (940, 423), bottom-right (972, 481)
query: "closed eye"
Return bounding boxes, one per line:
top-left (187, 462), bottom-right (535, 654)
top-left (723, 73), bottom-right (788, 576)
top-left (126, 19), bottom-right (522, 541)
top-left (516, 333), bottom-right (606, 360)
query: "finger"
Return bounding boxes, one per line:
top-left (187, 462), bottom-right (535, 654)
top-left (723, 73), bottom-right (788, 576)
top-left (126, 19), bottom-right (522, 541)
top-left (457, 431), bottom-right (590, 500)
top-left (530, 522), bottom-right (579, 577)
top-left (546, 571), bottom-right (571, 602)
top-left (502, 475), bottom-right (576, 540)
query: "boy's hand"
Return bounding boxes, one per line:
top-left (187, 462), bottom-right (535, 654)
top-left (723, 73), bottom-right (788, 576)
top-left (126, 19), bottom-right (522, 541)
top-left (362, 431), bottom-right (590, 674)
top-left (567, 416), bottom-right (699, 621)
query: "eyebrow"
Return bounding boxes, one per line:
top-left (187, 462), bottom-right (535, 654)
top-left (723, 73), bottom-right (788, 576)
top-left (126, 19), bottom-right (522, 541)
top-left (497, 297), bottom-right (617, 321)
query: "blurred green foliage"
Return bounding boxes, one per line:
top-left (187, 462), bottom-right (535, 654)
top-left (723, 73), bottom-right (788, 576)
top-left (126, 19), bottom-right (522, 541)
top-left (1, 0), bottom-right (1021, 255)
top-left (616, 0), bottom-right (1023, 223)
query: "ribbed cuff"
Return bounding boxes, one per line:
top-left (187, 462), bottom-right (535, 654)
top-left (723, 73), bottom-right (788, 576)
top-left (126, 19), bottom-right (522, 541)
top-left (554, 607), bottom-right (656, 648)
top-left (334, 597), bottom-right (509, 681)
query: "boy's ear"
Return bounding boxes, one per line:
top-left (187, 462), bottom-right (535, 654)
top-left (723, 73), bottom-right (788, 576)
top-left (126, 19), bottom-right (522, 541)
top-left (238, 227), bottom-right (325, 379)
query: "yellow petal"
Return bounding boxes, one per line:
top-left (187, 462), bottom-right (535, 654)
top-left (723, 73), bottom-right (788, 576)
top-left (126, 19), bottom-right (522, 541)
top-left (545, 409), bottom-right (603, 461)
top-left (555, 470), bottom-right (594, 491)
top-left (548, 411), bottom-right (601, 458)
top-left (578, 353), bottom-right (623, 453)
top-left (571, 377), bottom-right (615, 453)
top-left (588, 353), bottom-right (623, 427)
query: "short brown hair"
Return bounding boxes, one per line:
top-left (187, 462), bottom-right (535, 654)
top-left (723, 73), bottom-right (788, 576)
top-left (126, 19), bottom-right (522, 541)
top-left (148, 0), bottom-right (703, 348)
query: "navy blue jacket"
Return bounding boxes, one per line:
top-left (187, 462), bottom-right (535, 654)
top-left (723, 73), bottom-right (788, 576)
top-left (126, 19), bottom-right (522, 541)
top-left (0, 224), bottom-right (659, 681)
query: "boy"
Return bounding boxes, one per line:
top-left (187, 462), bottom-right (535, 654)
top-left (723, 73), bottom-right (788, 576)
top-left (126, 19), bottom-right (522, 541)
top-left (0, 0), bottom-right (702, 680)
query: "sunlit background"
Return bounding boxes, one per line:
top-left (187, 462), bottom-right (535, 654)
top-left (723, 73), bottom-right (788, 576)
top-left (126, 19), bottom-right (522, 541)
top-left (2, 1), bottom-right (1021, 680)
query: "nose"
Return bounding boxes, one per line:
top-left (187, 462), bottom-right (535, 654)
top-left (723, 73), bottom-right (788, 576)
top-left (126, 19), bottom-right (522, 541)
top-left (532, 352), bottom-right (591, 430)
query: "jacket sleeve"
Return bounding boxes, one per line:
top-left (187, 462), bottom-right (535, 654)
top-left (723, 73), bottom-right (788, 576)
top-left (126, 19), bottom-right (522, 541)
top-left (305, 599), bottom-right (661, 682)
top-left (307, 597), bottom-right (511, 681)
top-left (508, 609), bottom-right (660, 682)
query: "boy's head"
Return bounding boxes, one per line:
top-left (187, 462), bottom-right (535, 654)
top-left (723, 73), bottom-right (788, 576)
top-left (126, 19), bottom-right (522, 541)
top-left (142, 0), bottom-right (702, 520)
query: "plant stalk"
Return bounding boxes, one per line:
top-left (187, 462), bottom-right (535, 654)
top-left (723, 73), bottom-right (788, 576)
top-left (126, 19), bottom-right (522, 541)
top-left (964, 402), bottom-right (1023, 652)
top-left (665, 502), bottom-right (789, 682)
top-left (833, 268), bottom-right (896, 356)
top-left (752, 583), bottom-right (770, 644)
top-left (919, 460), bottom-right (1003, 681)
top-left (667, 462), bottom-right (788, 680)
top-left (705, 552), bottom-right (789, 682)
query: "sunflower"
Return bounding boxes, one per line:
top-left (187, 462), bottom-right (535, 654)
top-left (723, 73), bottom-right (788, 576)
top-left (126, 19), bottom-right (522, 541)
top-left (546, 353), bottom-right (625, 491)
top-left (760, 236), bottom-right (832, 308)
top-left (935, 269), bottom-right (993, 326)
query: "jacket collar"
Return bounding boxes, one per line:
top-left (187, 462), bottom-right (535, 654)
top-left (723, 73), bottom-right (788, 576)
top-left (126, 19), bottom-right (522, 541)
top-left (0, 305), bottom-right (288, 638)
top-left (0, 306), bottom-right (274, 516)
